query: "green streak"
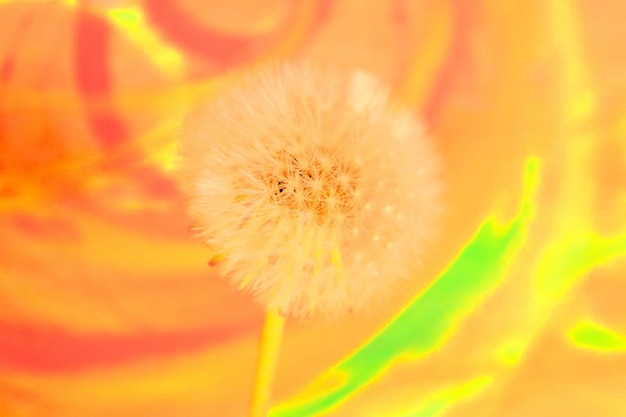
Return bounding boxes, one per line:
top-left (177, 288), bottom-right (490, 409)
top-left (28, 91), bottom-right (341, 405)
top-left (107, 8), bottom-right (141, 25)
top-left (534, 232), bottom-right (626, 301)
top-left (568, 320), bottom-right (626, 352)
top-left (271, 158), bottom-right (540, 417)
top-left (401, 375), bottom-right (493, 417)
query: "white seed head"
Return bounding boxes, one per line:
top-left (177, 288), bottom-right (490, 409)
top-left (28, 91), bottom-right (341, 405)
top-left (178, 62), bottom-right (441, 319)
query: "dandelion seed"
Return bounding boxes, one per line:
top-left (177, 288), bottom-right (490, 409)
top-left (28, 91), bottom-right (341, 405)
top-left (178, 62), bottom-right (441, 320)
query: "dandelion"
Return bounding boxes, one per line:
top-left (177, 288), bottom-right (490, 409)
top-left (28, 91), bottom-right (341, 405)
top-left (177, 62), bottom-right (441, 417)
top-left (178, 62), bottom-right (441, 320)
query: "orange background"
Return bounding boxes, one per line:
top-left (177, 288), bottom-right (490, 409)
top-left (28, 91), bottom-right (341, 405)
top-left (1, 1), bottom-right (625, 416)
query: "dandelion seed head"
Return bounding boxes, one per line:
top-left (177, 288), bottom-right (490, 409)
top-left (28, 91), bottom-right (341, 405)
top-left (178, 62), bottom-right (442, 319)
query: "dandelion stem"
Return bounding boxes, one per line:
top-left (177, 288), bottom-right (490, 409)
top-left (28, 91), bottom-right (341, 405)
top-left (250, 309), bottom-right (285, 417)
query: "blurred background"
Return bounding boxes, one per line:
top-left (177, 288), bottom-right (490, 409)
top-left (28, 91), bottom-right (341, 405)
top-left (1, 1), bottom-right (625, 416)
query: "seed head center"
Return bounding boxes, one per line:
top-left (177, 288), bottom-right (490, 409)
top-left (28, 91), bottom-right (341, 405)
top-left (264, 148), bottom-right (359, 225)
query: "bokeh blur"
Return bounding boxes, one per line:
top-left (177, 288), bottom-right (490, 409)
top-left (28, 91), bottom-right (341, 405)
top-left (1, 1), bottom-right (625, 416)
